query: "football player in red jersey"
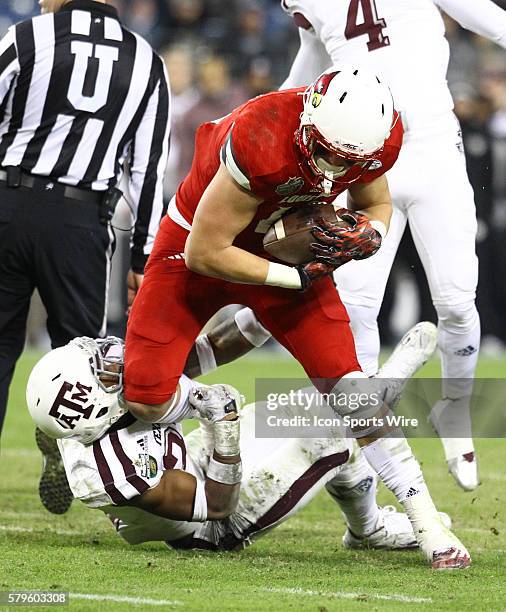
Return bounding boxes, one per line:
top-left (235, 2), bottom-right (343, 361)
top-left (123, 66), bottom-right (470, 568)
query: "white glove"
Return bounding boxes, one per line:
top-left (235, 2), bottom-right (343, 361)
top-left (189, 384), bottom-right (241, 423)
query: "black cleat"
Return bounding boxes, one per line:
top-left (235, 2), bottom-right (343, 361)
top-left (35, 428), bottom-right (73, 514)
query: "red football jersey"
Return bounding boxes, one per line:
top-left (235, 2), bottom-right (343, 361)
top-left (175, 88), bottom-right (403, 255)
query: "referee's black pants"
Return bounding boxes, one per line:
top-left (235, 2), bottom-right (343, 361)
top-left (0, 180), bottom-right (114, 437)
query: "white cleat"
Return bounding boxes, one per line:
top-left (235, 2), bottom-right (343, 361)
top-left (378, 321), bottom-right (438, 379)
top-left (416, 521), bottom-right (471, 570)
top-left (376, 321), bottom-right (438, 407)
top-left (403, 491), bottom-right (471, 569)
top-left (447, 454), bottom-right (479, 492)
top-left (424, 524), bottom-right (472, 570)
top-left (343, 505), bottom-right (452, 550)
top-left (429, 399), bottom-right (479, 491)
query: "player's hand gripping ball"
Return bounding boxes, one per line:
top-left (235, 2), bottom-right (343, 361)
top-left (263, 203), bottom-right (381, 266)
top-left (311, 211), bottom-right (383, 265)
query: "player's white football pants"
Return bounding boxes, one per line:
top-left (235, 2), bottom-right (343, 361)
top-left (335, 112), bottom-right (480, 400)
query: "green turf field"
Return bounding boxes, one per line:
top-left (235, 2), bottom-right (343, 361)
top-left (1, 351), bottom-right (506, 611)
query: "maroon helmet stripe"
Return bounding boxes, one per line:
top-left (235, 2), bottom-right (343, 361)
top-left (109, 431), bottom-right (150, 495)
top-left (245, 450), bottom-right (350, 535)
top-left (92, 439), bottom-right (127, 505)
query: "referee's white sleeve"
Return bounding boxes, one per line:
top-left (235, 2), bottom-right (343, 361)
top-left (0, 27), bottom-right (20, 109)
top-left (127, 59), bottom-right (171, 273)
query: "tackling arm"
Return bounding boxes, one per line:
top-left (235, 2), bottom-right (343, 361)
top-left (435, 0), bottom-right (506, 48)
top-left (184, 308), bottom-right (272, 378)
top-left (130, 450), bottom-right (240, 521)
top-left (130, 412), bottom-right (242, 522)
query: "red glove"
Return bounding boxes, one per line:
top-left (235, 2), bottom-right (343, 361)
top-left (311, 213), bottom-right (382, 265)
top-left (297, 261), bottom-right (336, 291)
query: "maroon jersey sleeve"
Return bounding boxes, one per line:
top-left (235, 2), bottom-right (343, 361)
top-left (358, 112), bottom-right (404, 183)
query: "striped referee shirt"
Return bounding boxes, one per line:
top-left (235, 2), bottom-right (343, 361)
top-left (0, 0), bottom-right (171, 271)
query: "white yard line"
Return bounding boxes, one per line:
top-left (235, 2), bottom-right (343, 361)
top-left (71, 594), bottom-right (182, 607)
top-left (262, 587), bottom-right (432, 604)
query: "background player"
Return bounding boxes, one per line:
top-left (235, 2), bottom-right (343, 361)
top-left (280, 0), bottom-right (506, 491)
top-left (26, 327), bottom-right (456, 563)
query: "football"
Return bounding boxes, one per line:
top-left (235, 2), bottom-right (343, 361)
top-left (263, 202), bottom-right (356, 265)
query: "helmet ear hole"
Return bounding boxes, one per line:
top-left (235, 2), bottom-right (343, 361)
top-left (96, 406), bottom-right (109, 419)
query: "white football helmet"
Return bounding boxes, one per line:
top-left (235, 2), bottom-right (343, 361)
top-left (26, 337), bottom-right (127, 445)
top-left (296, 65), bottom-right (397, 194)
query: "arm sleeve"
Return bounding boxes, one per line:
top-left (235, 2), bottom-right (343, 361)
top-left (127, 57), bottom-right (171, 273)
top-left (279, 27), bottom-right (332, 89)
top-left (0, 27), bottom-right (19, 110)
top-left (435, 0), bottom-right (506, 48)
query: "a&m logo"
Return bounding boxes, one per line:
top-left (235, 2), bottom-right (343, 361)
top-left (49, 381), bottom-right (94, 430)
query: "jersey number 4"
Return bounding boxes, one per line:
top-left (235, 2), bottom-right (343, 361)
top-left (345, 0), bottom-right (390, 52)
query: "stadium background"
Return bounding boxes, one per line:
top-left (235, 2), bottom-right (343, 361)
top-left (2, 0), bottom-right (506, 354)
top-left (1, 2), bottom-right (506, 609)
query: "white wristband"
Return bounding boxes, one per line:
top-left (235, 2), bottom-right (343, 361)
top-left (369, 220), bottom-right (387, 239)
top-left (265, 262), bottom-right (302, 290)
top-left (192, 478), bottom-right (208, 522)
top-left (234, 307), bottom-right (272, 347)
top-left (212, 419), bottom-right (241, 456)
top-left (207, 457), bottom-right (243, 485)
top-left (195, 334), bottom-right (217, 375)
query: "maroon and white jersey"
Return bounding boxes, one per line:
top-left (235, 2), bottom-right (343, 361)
top-left (58, 418), bottom-right (194, 508)
top-left (58, 402), bottom-right (353, 548)
top-left (281, 0), bottom-right (506, 124)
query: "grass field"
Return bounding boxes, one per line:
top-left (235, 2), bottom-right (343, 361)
top-left (1, 351), bottom-right (506, 611)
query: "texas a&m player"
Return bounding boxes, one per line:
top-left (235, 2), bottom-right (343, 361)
top-left (280, 0), bottom-right (506, 491)
top-left (26, 325), bottom-right (457, 563)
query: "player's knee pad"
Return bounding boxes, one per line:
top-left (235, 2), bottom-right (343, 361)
top-left (328, 372), bottom-right (381, 417)
top-left (434, 300), bottom-right (479, 335)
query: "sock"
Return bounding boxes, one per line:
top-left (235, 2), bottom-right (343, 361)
top-left (431, 398), bottom-right (474, 460)
top-left (361, 433), bottom-right (447, 556)
top-left (436, 301), bottom-right (480, 399)
top-left (326, 444), bottom-right (380, 536)
top-left (360, 433), bottom-right (427, 502)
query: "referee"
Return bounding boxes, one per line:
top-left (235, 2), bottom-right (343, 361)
top-left (0, 0), bottom-right (170, 512)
